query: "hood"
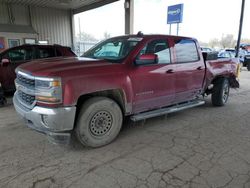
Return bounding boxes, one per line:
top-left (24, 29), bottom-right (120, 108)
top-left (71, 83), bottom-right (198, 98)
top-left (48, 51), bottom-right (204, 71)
top-left (17, 57), bottom-right (113, 77)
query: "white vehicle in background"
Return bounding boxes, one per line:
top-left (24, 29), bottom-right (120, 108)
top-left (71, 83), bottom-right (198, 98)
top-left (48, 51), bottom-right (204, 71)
top-left (218, 49), bottom-right (236, 59)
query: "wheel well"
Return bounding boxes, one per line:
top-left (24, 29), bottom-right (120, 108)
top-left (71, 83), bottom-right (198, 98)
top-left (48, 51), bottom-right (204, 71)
top-left (211, 76), bottom-right (225, 84)
top-left (205, 76), bottom-right (226, 95)
top-left (205, 75), bottom-right (238, 95)
top-left (75, 89), bottom-right (126, 124)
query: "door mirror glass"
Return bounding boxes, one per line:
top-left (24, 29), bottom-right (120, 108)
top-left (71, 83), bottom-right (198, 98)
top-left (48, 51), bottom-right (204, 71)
top-left (1, 58), bottom-right (10, 66)
top-left (135, 54), bottom-right (158, 65)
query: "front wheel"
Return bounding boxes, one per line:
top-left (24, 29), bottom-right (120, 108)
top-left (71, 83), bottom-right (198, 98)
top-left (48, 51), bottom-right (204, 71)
top-left (75, 97), bottom-right (123, 148)
top-left (211, 78), bottom-right (230, 106)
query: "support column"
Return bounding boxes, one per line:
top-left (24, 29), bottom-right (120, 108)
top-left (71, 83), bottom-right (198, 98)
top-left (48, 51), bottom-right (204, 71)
top-left (70, 10), bottom-right (75, 50)
top-left (236, 0), bottom-right (245, 57)
top-left (125, 0), bottom-right (134, 35)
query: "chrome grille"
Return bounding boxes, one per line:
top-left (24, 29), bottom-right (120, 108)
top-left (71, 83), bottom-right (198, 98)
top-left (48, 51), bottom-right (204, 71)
top-left (18, 90), bottom-right (35, 106)
top-left (17, 74), bottom-right (35, 88)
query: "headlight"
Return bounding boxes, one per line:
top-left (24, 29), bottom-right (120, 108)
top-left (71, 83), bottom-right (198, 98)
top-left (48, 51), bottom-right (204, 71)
top-left (35, 77), bottom-right (62, 104)
top-left (35, 79), bottom-right (61, 88)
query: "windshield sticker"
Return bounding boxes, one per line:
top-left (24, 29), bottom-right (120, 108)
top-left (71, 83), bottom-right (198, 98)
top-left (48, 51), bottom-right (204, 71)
top-left (128, 37), bottom-right (143, 42)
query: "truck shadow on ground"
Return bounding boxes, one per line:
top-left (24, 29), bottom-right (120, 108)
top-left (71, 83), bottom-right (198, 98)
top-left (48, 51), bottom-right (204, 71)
top-left (69, 99), bottom-right (214, 151)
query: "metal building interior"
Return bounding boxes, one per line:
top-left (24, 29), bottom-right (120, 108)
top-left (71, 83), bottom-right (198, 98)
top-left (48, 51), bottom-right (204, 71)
top-left (0, 0), bottom-right (134, 52)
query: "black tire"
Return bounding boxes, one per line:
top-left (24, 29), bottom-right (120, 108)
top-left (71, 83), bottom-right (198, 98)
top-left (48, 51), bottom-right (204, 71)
top-left (247, 63), bottom-right (250, 71)
top-left (211, 78), bottom-right (230, 106)
top-left (75, 97), bottom-right (123, 148)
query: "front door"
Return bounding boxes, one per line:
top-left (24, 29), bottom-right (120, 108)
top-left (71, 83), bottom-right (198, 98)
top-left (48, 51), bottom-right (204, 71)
top-left (129, 38), bottom-right (176, 113)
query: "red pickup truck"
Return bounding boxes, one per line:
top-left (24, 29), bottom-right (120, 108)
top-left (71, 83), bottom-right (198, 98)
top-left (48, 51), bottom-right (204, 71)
top-left (13, 34), bottom-right (239, 147)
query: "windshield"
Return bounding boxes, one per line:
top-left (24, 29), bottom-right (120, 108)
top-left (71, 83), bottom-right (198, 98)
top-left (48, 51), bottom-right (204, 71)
top-left (82, 37), bottom-right (141, 62)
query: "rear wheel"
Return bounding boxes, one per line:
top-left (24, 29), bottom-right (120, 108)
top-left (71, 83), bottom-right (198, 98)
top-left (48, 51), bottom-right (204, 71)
top-left (75, 97), bottom-right (123, 148)
top-left (247, 62), bottom-right (250, 71)
top-left (211, 78), bottom-right (230, 106)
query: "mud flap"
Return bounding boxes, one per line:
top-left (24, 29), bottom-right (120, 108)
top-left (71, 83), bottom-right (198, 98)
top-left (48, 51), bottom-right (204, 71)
top-left (229, 76), bottom-right (240, 88)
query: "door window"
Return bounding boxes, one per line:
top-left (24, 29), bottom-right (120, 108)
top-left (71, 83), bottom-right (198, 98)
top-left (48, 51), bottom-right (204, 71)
top-left (139, 39), bottom-right (171, 64)
top-left (174, 39), bottom-right (199, 63)
top-left (4, 48), bottom-right (33, 62)
top-left (56, 48), bottom-right (63, 56)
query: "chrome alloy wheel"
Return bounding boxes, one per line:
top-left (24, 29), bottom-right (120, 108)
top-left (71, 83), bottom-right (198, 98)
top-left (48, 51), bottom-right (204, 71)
top-left (222, 81), bottom-right (229, 103)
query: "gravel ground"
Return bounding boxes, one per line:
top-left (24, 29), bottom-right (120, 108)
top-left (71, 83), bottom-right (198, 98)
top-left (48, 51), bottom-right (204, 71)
top-left (0, 69), bottom-right (250, 188)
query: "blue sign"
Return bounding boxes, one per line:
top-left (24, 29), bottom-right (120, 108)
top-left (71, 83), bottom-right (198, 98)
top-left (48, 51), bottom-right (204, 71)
top-left (167, 4), bottom-right (184, 24)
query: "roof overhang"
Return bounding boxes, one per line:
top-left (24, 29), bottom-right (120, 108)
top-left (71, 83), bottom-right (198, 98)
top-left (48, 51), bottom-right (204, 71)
top-left (2, 0), bottom-right (119, 14)
top-left (0, 24), bottom-right (37, 34)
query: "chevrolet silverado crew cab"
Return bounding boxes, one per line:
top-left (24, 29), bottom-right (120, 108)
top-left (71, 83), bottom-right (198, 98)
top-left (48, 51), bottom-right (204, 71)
top-left (0, 44), bottom-right (76, 93)
top-left (13, 34), bottom-right (239, 148)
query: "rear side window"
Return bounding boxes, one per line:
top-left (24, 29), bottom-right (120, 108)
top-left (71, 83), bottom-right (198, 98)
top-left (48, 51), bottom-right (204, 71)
top-left (37, 47), bottom-right (55, 59)
top-left (56, 49), bottom-right (63, 56)
top-left (174, 39), bottom-right (199, 63)
top-left (56, 47), bottom-right (76, 57)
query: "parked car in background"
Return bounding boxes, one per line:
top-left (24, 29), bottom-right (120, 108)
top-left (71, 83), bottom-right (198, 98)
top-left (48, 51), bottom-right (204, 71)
top-left (225, 48), bottom-right (236, 55)
top-left (0, 44), bottom-right (76, 92)
top-left (201, 47), bottom-right (213, 53)
top-left (218, 50), bottom-right (235, 59)
top-left (239, 44), bottom-right (250, 71)
top-left (13, 34), bottom-right (239, 148)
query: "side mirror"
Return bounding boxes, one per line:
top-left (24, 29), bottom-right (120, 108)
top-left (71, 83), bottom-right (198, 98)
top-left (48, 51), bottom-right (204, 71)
top-left (135, 54), bottom-right (158, 65)
top-left (1, 59), bottom-right (10, 66)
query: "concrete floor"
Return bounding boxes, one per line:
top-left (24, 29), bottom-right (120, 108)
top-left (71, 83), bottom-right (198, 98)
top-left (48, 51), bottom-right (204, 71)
top-left (0, 70), bottom-right (250, 188)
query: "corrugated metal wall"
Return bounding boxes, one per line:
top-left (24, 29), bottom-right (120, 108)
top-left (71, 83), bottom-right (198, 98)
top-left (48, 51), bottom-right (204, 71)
top-left (0, 2), bottom-right (72, 47)
top-left (0, 3), bottom-right (9, 24)
top-left (30, 7), bottom-right (72, 47)
top-left (12, 5), bottom-right (30, 25)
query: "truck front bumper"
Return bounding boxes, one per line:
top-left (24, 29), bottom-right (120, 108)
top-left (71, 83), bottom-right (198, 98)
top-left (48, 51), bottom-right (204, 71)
top-left (13, 94), bottom-right (76, 144)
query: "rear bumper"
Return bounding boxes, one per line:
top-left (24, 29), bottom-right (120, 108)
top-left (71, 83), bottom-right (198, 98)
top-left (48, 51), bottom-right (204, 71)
top-left (13, 93), bottom-right (76, 144)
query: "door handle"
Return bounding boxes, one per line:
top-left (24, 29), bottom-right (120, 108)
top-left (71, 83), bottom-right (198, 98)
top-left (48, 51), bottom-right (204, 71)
top-left (197, 66), bottom-right (203, 70)
top-left (166, 69), bottom-right (174, 73)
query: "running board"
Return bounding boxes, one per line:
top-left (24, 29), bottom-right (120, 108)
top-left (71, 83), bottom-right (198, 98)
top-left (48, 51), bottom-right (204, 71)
top-left (130, 100), bottom-right (205, 122)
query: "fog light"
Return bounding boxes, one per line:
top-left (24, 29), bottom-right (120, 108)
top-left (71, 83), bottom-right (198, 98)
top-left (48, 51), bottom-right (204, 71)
top-left (41, 115), bottom-right (50, 127)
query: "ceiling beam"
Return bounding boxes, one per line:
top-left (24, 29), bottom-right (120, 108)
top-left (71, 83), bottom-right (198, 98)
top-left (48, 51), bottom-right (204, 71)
top-left (73, 0), bottom-right (119, 14)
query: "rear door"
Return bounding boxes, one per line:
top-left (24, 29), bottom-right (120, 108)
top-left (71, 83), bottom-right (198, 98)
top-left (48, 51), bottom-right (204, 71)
top-left (173, 38), bottom-right (205, 103)
top-left (1, 46), bottom-right (33, 91)
top-left (130, 38), bottom-right (176, 113)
